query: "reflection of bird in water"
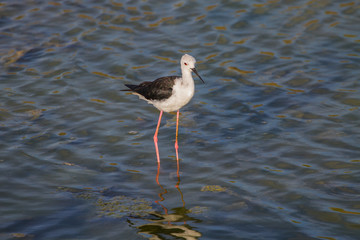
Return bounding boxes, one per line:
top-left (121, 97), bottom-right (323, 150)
top-left (122, 54), bottom-right (204, 162)
top-left (136, 211), bottom-right (202, 240)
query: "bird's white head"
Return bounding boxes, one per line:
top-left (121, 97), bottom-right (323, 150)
top-left (181, 54), bottom-right (196, 70)
top-left (180, 54), bottom-right (204, 83)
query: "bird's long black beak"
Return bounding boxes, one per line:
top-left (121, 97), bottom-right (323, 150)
top-left (191, 68), bottom-right (205, 83)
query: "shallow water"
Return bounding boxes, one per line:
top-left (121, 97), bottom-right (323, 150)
top-left (1, 0), bottom-right (360, 239)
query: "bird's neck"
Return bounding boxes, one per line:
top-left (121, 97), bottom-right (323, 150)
top-left (181, 69), bottom-right (194, 85)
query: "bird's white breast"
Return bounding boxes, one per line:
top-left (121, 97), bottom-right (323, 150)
top-left (151, 78), bottom-right (194, 112)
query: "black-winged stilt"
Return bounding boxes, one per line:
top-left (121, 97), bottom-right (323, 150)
top-left (122, 54), bottom-right (204, 162)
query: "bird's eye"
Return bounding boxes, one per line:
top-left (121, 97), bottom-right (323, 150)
top-left (184, 62), bottom-right (188, 66)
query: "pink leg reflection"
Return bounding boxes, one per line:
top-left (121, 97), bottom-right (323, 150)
top-left (155, 160), bottom-right (168, 215)
top-left (175, 153), bottom-right (185, 208)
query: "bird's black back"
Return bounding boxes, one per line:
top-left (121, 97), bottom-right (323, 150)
top-left (124, 76), bottom-right (179, 101)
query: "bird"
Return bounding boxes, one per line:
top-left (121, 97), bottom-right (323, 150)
top-left (122, 54), bottom-right (204, 162)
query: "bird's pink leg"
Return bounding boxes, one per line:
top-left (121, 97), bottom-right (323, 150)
top-left (175, 110), bottom-right (180, 161)
top-left (154, 111), bottom-right (163, 163)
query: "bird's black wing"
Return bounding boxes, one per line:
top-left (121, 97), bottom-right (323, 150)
top-left (124, 76), bottom-right (179, 101)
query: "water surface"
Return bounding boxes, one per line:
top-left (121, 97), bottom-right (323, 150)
top-left (1, 0), bottom-right (360, 239)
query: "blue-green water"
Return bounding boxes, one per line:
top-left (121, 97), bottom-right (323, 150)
top-left (1, 0), bottom-right (360, 239)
